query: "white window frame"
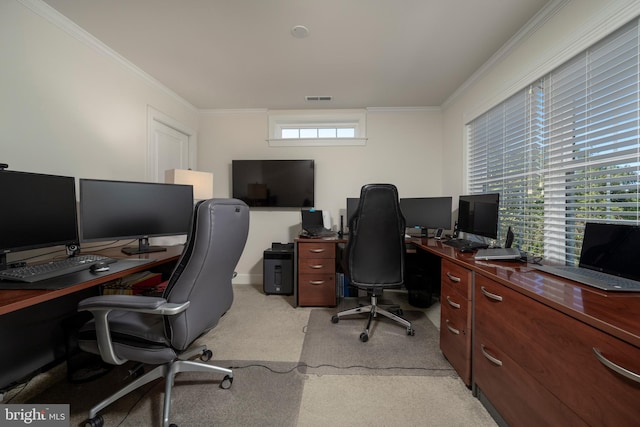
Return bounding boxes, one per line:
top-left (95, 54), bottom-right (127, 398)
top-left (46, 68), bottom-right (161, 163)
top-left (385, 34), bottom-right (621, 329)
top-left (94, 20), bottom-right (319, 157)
top-left (267, 110), bottom-right (367, 147)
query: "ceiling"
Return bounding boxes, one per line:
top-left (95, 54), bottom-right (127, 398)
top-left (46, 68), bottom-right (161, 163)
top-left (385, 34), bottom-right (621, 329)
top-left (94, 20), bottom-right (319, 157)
top-left (42, 0), bottom-right (550, 110)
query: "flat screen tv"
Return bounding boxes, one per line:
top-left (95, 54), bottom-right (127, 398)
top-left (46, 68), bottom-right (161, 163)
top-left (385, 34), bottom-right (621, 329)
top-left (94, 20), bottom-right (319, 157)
top-left (232, 160), bottom-right (314, 208)
top-left (457, 193), bottom-right (500, 239)
top-left (0, 170), bottom-right (79, 268)
top-left (79, 179), bottom-right (194, 255)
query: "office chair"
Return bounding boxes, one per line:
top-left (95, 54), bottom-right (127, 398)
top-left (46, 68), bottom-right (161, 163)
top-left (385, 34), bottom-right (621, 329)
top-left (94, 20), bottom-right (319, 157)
top-left (77, 199), bottom-right (249, 427)
top-left (331, 184), bottom-right (415, 342)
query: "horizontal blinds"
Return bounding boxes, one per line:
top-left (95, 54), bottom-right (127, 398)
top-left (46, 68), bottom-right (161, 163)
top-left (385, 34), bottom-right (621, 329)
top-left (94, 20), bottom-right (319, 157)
top-left (468, 18), bottom-right (640, 263)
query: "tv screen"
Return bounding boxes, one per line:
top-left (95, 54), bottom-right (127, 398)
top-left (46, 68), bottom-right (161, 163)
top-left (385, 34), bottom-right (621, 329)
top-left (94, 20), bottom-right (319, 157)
top-left (0, 170), bottom-right (78, 257)
top-left (457, 193), bottom-right (500, 239)
top-left (79, 179), bottom-right (194, 254)
top-left (400, 197), bottom-right (452, 230)
top-left (232, 160), bottom-right (314, 208)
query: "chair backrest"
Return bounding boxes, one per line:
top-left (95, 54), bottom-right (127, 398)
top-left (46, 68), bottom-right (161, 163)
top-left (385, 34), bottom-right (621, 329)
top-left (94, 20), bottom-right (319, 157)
top-left (347, 184), bottom-right (405, 288)
top-left (163, 198), bottom-right (249, 351)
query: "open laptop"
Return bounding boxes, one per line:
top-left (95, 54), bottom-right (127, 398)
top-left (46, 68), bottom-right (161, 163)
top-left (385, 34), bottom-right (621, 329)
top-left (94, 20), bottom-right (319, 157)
top-left (301, 209), bottom-right (334, 237)
top-left (534, 222), bottom-right (640, 292)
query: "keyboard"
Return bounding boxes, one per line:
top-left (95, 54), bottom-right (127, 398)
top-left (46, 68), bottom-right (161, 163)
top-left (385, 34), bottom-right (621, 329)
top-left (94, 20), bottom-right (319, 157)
top-left (0, 255), bottom-right (116, 283)
top-left (534, 264), bottom-right (640, 292)
top-left (443, 239), bottom-right (488, 250)
top-left (303, 226), bottom-right (336, 238)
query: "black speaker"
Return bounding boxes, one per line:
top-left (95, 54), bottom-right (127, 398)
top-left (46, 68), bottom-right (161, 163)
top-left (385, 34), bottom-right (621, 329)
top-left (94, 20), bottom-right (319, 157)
top-left (505, 226), bottom-right (514, 248)
top-left (339, 214), bottom-right (344, 237)
top-left (66, 244), bottom-right (80, 257)
top-left (452, 221), bottom-right (459, 238)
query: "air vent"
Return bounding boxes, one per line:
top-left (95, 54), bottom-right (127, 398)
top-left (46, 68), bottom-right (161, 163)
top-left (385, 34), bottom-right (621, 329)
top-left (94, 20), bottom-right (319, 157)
top-left (305, 96), bottom-right (333, 102)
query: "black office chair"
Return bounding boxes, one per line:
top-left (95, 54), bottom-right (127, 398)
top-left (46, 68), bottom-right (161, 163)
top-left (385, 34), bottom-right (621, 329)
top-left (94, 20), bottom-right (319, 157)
top-left (331, 184), bottom-right (415, 342)
top-left (77, 199), bottom-right (249, 427)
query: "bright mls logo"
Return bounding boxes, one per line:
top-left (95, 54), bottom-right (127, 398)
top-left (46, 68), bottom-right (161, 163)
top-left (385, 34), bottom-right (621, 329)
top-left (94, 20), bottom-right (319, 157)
top-left (0, 405), bottom-right (69, 426)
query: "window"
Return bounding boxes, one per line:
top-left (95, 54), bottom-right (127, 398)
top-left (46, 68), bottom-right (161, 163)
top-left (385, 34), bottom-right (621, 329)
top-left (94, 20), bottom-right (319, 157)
top-left (268, 110), bottom-right (367, 146)
top-left (467, 19), bottom-right (640, 264)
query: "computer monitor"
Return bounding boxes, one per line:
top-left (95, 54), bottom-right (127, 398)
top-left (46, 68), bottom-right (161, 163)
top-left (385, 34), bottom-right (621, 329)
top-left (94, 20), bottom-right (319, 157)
top-left (346, 198), bottom-right (359, 225)
top-left (0, 170), bottom-right (79, 270)
top-left (400, 197), bottom-right (453, 232)
top-left (456, 193), bottom-right (500, 239)
top-left (79, 179), bottom-right (194, 255)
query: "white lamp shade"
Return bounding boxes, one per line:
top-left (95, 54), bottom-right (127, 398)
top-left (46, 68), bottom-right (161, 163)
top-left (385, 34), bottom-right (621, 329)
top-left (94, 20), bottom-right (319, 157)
top-left (165, 169), bottom-right (213, 200)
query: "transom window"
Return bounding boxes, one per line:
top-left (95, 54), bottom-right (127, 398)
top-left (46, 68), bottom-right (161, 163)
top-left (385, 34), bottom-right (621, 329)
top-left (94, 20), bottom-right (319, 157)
top-left (268, 110), bottom-right (366, 146)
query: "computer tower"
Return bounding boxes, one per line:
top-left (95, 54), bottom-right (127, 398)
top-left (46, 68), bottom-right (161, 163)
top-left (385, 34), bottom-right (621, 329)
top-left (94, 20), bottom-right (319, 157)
top-left (263, 243), bottom-right (293, 295)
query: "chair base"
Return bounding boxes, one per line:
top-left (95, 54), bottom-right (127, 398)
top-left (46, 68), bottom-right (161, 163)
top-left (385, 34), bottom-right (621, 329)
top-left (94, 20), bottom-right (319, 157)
top-left (84, 346), bottom-right (232, 427)
top-left (331, 295), bottom-right (415, 342)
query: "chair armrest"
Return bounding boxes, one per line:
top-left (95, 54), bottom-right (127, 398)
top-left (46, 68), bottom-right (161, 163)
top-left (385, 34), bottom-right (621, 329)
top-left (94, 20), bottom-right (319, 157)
top-left (78, 294), bottom-right (190, 315)
top-left (78, 295), bottom-right (190, 365)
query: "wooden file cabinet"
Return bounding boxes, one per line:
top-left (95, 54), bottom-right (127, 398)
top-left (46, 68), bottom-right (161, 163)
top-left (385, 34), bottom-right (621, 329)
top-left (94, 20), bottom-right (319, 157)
top-left (474, 274), bottom-right (640, 426)
top-left (439, 259), bottom-right (473, 386)
top-left (297, 241), bottom-right (337, 307)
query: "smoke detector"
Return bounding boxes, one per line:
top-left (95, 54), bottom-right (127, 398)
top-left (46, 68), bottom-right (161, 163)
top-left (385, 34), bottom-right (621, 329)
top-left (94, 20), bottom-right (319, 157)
top-left (291, 25), bottom-right (310, 38)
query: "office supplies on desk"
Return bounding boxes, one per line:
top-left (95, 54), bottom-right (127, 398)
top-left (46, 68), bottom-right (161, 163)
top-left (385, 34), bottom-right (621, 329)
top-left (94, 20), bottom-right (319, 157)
top-left (534, 222), bottom-right (640, 291)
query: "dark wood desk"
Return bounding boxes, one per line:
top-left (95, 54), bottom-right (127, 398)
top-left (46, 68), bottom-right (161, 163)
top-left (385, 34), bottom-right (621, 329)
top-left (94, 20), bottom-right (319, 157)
top-left (411, 237), bottom-right (640, 426)
top-left (0, 246), bottom-right (183, 391)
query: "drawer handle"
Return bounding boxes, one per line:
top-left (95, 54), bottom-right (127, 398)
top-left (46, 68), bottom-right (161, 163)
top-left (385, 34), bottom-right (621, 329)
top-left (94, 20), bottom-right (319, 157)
top-left (481, 344), bottom-right (503, 366)
top-left (593, 347), bottom-right (640, 384)
top-left (309, 248), bottom-right (326, 253)
top-left (308, 280), bottom-right (325, 285)
top-left (446, 296), bottom-right (461, 309)
top-left (308, 264), bottom-right (324, 269)
top-left (445, 320), bottom-right (460, 335)
top-left (446, 272), bottom-right (461, 283)
top-left (480, 286), bottom-right (503, 301)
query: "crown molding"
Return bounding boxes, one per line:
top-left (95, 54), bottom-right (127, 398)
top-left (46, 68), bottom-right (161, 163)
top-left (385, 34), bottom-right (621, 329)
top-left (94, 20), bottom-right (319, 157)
top-left (18, 0), bottom-right (198, 113)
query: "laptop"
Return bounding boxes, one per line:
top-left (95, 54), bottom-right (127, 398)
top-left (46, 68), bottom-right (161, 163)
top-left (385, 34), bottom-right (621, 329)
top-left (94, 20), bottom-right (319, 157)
top-left (534, 222), bottom-right (640, 292)
top-left (474, 247), bottom-right (522, 261)
top-left (301, 209), bottom-right (334, 237)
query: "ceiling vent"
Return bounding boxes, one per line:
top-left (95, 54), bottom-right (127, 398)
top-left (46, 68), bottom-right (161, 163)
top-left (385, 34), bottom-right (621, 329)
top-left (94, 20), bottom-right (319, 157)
top-left (305, 96), bottom-right (333, 102)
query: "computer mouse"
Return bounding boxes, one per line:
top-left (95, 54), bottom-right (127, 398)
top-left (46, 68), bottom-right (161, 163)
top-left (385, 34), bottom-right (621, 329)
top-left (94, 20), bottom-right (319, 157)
top-left (459, 247), bottom-right (474, 253)
top-left (90, 261), bottom-right (110, 273)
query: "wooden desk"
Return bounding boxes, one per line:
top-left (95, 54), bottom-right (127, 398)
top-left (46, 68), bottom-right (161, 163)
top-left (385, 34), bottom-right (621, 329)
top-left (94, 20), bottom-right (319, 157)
top-left (0, 246), bottom-right (182, 391)
top-left (411, 237), bottom-right (640, 426)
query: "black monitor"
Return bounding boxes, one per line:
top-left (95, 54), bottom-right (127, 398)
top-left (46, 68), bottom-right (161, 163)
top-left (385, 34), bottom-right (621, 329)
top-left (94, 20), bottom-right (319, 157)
top-left (457, 193), bottom-right (500, 239)
top-left (400, 197), bottom-right (452, 231)
top-left (79, 179), bottom-right (194, 255)
top-left (0, 170), bottom-right (79, 270)
top-left (346, 197), bottom-right (359, 224)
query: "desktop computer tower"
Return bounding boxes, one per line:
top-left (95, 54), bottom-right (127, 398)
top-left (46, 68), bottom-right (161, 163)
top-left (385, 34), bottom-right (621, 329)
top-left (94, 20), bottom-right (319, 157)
top-left (263, 243), bottom-right (293, 295)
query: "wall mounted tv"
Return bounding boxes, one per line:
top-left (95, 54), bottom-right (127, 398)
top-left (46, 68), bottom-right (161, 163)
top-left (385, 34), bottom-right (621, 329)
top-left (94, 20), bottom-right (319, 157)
top-left (232, 160), bottom-right (315, 208)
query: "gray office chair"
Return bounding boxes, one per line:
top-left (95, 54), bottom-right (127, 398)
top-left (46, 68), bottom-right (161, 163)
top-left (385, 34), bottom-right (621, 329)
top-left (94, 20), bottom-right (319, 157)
top-left (77, 199), bottom-right (249, 427)
top-left (331, 184), bottom-right (415, 342)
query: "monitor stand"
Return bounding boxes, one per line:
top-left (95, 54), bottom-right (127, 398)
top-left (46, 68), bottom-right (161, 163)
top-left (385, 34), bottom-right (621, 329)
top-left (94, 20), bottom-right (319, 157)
top-left (121, 238), bottom-right (167, 255)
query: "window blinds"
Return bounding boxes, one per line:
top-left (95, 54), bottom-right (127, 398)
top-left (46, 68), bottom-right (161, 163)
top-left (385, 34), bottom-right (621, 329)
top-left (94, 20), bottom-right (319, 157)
top-left (467, 19), bottom-right (640, 263)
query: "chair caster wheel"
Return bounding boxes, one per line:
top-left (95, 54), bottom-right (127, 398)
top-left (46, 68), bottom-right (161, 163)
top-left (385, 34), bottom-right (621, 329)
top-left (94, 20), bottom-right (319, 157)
top-left (201, 349), bottom-right (213, 361)
top-left (220, 375), bottom-right (233, 389)
top-left (331, 315), bottom-right (339, 324)
top-left (407, 327), bottom-right (415, 336)
top-left (359, 332), bottom-right (369, 342)
top-left (84, 415), bottom-right (104, 427)
top-left (169, 424), bottom-right (178, 427)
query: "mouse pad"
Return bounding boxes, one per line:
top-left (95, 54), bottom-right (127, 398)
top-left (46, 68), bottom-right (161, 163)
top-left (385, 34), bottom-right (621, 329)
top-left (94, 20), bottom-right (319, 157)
top-left (0, 259), bottom-right (156, 290)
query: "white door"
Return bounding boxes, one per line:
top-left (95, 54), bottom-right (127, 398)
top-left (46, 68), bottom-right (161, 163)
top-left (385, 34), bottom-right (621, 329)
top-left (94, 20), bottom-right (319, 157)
top-left (148, 119), bottom-right (190, 183)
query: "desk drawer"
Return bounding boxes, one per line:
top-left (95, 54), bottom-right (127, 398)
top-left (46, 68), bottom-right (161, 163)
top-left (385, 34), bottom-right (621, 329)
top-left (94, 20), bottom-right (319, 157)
top-left (440, 281), bottom-right (471, 385)
top-left (298, 258), bottom-right (335, 275)
top-left (298, 274), bottom-right (336, 306)
top-left (475, 275), bottom-right (640, 425)
top-left (298, 242), bottom-right (335, 259)
top-left (441, 259), bottom-right (472, 299)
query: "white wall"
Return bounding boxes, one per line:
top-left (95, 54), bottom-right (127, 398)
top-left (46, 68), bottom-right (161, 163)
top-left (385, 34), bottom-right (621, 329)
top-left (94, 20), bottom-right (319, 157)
top-left (441, 0), bottom-right (640, 204)
top-left (198, 108), bottom-right (443, 284)
top-left (0, 0), bottom-right (200, 182)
